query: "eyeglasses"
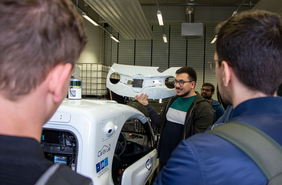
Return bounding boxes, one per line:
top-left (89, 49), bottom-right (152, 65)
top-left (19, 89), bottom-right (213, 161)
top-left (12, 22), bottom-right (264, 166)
top-left (208, 59), bottom-right (223, 73)
top-left (201, 88), bottom-right (211, 92)
top-left (173, 80), bottom-right (193, 87)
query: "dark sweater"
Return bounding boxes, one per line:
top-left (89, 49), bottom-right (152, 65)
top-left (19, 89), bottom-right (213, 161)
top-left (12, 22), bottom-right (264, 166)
top-left (0, 134), bottom-right (91, 185)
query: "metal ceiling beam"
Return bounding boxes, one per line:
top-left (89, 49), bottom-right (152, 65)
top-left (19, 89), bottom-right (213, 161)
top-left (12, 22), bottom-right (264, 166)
top-left (140, 3), bottom-right (256, 7)
top-left (233, 0), bottom-right (248, 15)
top-left (74, 1), bottom-right (114, 40)
top-left (253, 0), bottom-right (282, 15)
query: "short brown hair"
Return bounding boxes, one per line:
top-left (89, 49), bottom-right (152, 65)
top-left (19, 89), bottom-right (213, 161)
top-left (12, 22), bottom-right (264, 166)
top-left (215, 20), bottom-right (228, 35)
top-left (176, 66), bottom-right (197, 84)
top-left (0, 0), bottom-right (87, 100)
top-left (216, 10), bottom-right (282, 95)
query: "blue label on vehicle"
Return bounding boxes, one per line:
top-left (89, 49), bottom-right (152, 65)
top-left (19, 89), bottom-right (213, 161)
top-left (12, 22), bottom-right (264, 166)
top-left (105, 157), bottom-right (108, 167)
top-left (96, 157), bottom-right (109, 173)
top-left (96, 163), bottom-right (100, 173)
top-left (101, 160), bottom-right (105, 170)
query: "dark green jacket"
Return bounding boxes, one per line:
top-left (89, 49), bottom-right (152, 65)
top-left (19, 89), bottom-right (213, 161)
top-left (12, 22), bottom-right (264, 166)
top-left (145, 92), bottom-right (214, 157)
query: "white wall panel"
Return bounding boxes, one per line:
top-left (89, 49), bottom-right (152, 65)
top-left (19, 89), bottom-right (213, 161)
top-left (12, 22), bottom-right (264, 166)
top-left (77, 17), bottom-right (100, 64)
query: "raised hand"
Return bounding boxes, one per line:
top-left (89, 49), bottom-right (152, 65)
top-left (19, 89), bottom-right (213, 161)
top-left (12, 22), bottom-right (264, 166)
top-left (135, 93), bottom-right (149, 106)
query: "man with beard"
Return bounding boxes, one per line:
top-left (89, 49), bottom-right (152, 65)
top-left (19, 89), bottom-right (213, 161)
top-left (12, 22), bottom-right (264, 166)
top-left (201, 83), bottom-right (224, 123)
top-left (135, 66), bottom-right (213, 172)
top-left (154, 10), bottom-right (282, 185)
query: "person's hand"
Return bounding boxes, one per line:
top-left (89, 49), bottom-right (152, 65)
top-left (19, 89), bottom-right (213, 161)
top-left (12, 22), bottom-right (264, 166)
top-left (135, 93), bottom-right (149, 106)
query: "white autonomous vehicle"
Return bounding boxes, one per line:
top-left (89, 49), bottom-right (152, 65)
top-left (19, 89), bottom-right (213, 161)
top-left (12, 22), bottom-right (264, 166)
top-left (42, 100), bottom-right (158, 185)
top-left (41, 64), bottom-right (180, 185)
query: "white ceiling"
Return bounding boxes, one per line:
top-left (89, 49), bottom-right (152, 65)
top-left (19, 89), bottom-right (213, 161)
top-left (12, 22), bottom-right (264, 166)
top-left (84, 0), bottom-right (154, 40)
top-left (82, 0), bottom-right (282, 40)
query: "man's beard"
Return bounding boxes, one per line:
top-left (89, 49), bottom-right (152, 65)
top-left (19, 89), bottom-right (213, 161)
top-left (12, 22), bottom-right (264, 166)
top-left (201, 92), bottom-right (212, 100)
top-left (176, 88), bottom-right (191, 97)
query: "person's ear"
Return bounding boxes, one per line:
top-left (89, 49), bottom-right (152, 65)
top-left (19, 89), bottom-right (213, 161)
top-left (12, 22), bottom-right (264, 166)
top-left (191, 81), bottom-right (196, 89)
top-left (48, 63), bottom-right (72, 103)
top-left (221, 61), bottom-right (232, 87)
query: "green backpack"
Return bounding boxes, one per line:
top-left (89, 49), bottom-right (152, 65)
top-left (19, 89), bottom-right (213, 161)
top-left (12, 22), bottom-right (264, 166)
top-left (208, 121), bottom-right (282, 185)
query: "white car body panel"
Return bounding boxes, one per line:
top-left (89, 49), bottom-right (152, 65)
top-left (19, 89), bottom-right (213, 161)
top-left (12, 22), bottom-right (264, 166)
top-left (107, 63), bottom-right (180, 99)
top-left (43, 99), bottom-right (158, 185)
top-left (121, 150), bottom-right (158, 185)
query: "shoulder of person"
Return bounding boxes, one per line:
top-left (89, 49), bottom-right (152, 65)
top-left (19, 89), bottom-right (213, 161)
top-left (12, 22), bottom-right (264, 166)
top-left (212, 99), bottom-right (223, 107)
top-left (194, 94), bottom-right (210, 105)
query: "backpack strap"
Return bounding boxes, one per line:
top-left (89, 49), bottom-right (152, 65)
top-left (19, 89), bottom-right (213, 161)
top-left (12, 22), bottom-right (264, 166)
top-left (35, 163), bottom-right (61, 185)
top-left (208, 121), bottom-right (282, 184)
top-left (35, 163), bottom-right (93, 185)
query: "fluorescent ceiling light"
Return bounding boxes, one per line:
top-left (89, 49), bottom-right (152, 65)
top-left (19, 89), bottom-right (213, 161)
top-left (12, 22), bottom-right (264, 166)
top-left (211, 35), bottom-right (217, 44)
top-left (157, 10), bottom-right (164, 26)
top-left (110, 34), bottom-right (120, 43)
top-left (82, 12), bottom-right (99, 26)
top-left (163, 34), bottom-right (167, 43)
